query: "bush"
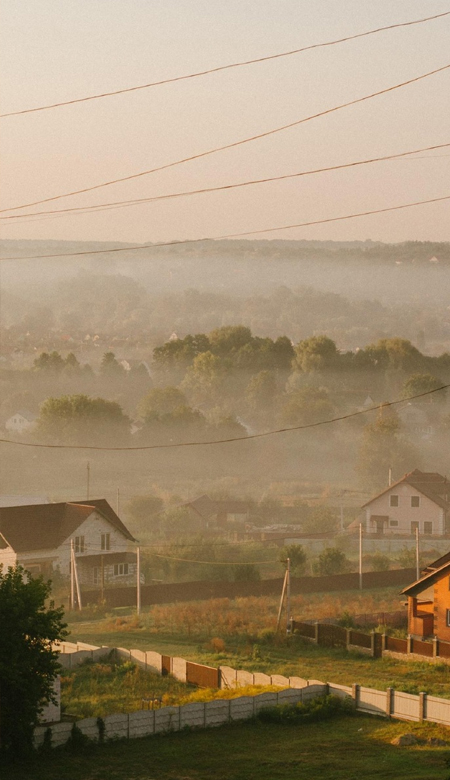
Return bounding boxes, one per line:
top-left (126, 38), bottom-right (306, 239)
top-left (257, 695), bottom-right (354, 725)
top-left (65, 723), bottom-right (92, 753)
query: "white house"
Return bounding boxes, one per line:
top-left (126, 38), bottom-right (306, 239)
top-left (0, 499), bottom-right (137, 587)
top-left (360, 470), bottom-right (450, 537)
top-left (5, 409), bottom-right (37, 434)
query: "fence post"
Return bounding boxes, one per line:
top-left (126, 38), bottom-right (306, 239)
top-left (419, 692), bottom-right (427, 722)
top-left (433, 637), bottom-right (439, 659)
top-left (352, 683), bottom-right (360, 710)
top-left (314, 622), bottom-right (319, 645)
top-left (407, 635), bottom-right (413, 655)
top-left (346, 628), bottom-right (351, 651)
top-left (381, 633), bottom-right (387, 652)
top-left (370, 631), bottom-right (375, 657)
top-left (386, 687), bottom-right (393, 718)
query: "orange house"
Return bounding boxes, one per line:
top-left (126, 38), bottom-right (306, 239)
top-left (403, 551), bottom-right (450, 641)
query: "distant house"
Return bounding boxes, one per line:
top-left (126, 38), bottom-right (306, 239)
top-left (403, 550), bottom-right (450, 640)
top-left (397, 404), bottom-right (435, 440)
top-left (0, 499), bottom-right (137, 587)
top-left (176, 495), bottom-right (250, 529)
top-left (360, 470), bottom-right (450, 537)
top-left (5, 409), bottom-right (37, 434)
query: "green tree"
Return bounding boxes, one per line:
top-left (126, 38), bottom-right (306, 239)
top-left (402, 373), bottom-right (446, 403)
top-left (36, 394), bottom-right (130, 444)
top-left (279, 544), bottom-right (307, 575)
top-left (314, 547), bottom-right (352, 576)
top-left (279, 386), bottom-right (334, 427)
top-left (246, 370), bottom-right (277, 417)
top-left (294, 335), bottom-right (338, 373)
top-left (181, 351), bottom-right (226, 406)
top-left (233, 564), bottom-right (261, 582)
top-left (0, 566), bottom-right (67, 756)
top-left (33, 351), bottom-right (65, 373)
top-left (302, 507), bottom-right (337, 535)
top-left (209, 325), bottom-right (253, 355)
top-left (138, 387), bottom-right (187, 420)
top-left (100, 351), bottom-right (125, 378)
top-left (357, 410), bottom-right (418, 491)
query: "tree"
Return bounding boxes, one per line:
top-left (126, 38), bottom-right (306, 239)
top-left (181, 351), bottom-right (226, 406)
top-left (36, 394), bottom-right (130, 445)
top-left (302, 507), bottom-right (337, 535)
top-left (0, 566), bottom-right (67, 756)
top-left (100, 351), bottom-right (125, 378)
top-left (313, 547), bottom-right (352, 576)
top-left (279, 386), bottom-right (334, 427)
top-left (138, 387), bottom-right (187, 420)
top-left (357, 410), bottom-right (418, 491)
top-left (33, 351), bottom-right (65, 373)
top-left (279, 544), bottom-right (307, 575)
top-left (294, 335), bottom-right (338, 373)
top-left (402, 373), bottom-right (446, 403)
top-left (125, 495), bottom-right (164, 527)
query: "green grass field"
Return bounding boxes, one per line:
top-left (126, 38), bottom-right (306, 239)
top-left (9, 716), bottom-right (450, 780)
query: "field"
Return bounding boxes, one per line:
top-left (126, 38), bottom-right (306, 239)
top-left (10, 716), bottom-right (450, 780)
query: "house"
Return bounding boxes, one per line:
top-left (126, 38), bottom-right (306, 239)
top-left (397, 403), bottom-right (436, 440)
top-left (4, 409), bottom-right (37, 434)
top-left (360, 470), bottom-right (450, 537)
top-left (175, 495), bottom-right (250, 529)
top-left (402, 550), bottom-right (450, 640)
top-left (0, 499), bottom-right (137, 587)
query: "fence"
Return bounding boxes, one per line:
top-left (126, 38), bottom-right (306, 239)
top-left (291, 619), bottom-right (450, 662)
top-left (79, 568), bottom-right (417, 608)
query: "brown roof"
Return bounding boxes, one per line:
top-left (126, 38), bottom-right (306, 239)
top-left (362, 470), bottom-right (450, 511)
top-left (0, 499), bottom-right (135, 553)
top-left (402, 557), bottom-right (450, 596)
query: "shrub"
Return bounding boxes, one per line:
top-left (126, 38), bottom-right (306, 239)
top-left (257, 695), bottom-right (354, 725)
top-left (209, 637), bottom-right (226, 653)
top-left (65, 723), bottom-right (92, 753)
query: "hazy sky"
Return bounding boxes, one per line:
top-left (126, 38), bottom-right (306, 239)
top-left (1, 0), bottom-right (449, 244)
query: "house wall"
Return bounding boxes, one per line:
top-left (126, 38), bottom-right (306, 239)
top-left (0, 545), bottom-right (17, 570)
top-left (433, 575), bottom-right (450, 642)
top-left (365, 484), bottom-right (444, 535)
top-left (5, 415), bottom-right (35, 433)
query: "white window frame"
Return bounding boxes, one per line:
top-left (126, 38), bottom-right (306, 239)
top-left (74, 535), bottom-right (85, 553)
top-left (113, 563), bottom-right (129, 577)
top-left (101, 533), bottom-right (110, 551)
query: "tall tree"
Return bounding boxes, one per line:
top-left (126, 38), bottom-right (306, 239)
top-left (36, 394), bottom-right (130, 444)
top-left (0, 566), bottom-right (67, 756)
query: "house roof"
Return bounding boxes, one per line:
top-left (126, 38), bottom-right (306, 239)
top-left (0, 499), bottom-right (135, 553)
top-left (402, 557), bottom-right (450, 596)
top-left (362, 470), bottom-right (450, 511)
top-left (15, 409), bottom-right (37, 421)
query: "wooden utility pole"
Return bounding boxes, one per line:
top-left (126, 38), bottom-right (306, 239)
top-left (286, 558), bottom-right (291, 634)
top-left (359, 523), bottom-right (363, 591)
top-left (100, 555), bottom-right (105, 602)
top-left (86, 462), bottom-right (90, 501)
top-left (70, 539), bottom-right (75, 610)
top-left (116, 487), bottom-right (120, 516)
top-left (136, 546), bottom-right (141, 615)
top-left (416, 527), bottom-right (420, 580)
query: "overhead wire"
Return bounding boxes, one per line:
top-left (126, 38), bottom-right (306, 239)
top-left (1, 192), bottom-right (449, 261)
top-left (0, 383), bottom-right (447, 451)
top-left (2, 141), bottom-right (449, 223)
top-left (2, 10), bottom-right (449, 118)
top-left (1, 62), bottom-right (449, 215)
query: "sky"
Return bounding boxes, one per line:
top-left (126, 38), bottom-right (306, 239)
top-left (1, 0), bottom-right (449, 244)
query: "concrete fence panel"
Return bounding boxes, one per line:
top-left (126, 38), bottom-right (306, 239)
top-left (45, 721), bottom-right (73, 748)
top-left (205, 699), bottom-right (230, 727)
top-left (180, 702), bottom-right (206, 729)
top-left (146, 651), bottom-right (162, 674)
top-left (154, 706), bottom-right (180, 734)
top-left (328, 683), bottom-right (352, 700)
top-left (130, 649), bottom-right (147, 669)
top-left (302, 684), bottom-right (328, 701)
top-left (172, 657), bottom-right (187, 682)
top-left (92, 647), bottom-right (114, 662)
top-left (277, 688), bottom-right (304, 705)
top-left (392, 691), bottom-right (420, 722)
top-left (230, 696), bottom-right (254, 721)
top-left (219, 666), bottom-right (237, 689)
top-left (104, 713), bottom-right (129, 739)
top-left (58, 654), bottom-right (72, 669)
top-left (253, 692), bottom-right (278, 713)
top-left (236, 670), bottom-right (254, 687)
top-left (253, 672), bottom-right (271, 686)
top-left (271, 675), bottom-right (289, 687)
top-left (129, 710), bottom-right (155, 738)
top-left (115, 647), bottom-right (132, 663)
top-left (289, 676), bottom-right (308, 689)
top-left (425, 695), bottom-right (450, 725)
top-left (76, 642), bottom-right (99, 651)
top-left (358, 687), bottom-right (388, 716)
top-left (77, 717), bottom-right (100, 742)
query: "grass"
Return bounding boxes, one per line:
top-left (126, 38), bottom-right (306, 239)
top-left (61, 658), bottom-right (283, 719)
top-left (9, 715), bottom-right (450, 779)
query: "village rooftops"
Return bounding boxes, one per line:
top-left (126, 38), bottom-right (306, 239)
top-left (362, 470), bottom-right (450, 512)
top-left (0, 499), bottom-right (135, 553)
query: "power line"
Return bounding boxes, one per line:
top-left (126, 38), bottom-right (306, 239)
top-left (1, 192), bottom-right (449, 262)
top-left (0, 384), bottom-right (447, 451)
top-left (2, 10), bottom-right (449, 119)
top-left (150, 553), bottom-right (277, 565)
top-left (2, 141), bottom-right (449, 222)
top-left (2, 62), bottom-right (449, 215)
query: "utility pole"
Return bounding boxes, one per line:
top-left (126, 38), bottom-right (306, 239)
top-left (276, 566), bottom-right (288, 632)
top-left (286, 558), bottom-right (291, 634)
top-left (136, 546), bottom-right (141, 615)
top-left (100, 555), bottom-right (105, 602)
top-left (116, 487), bottom-right (120, 516)
top-left (359, 523), bottom-right (363, 591)
top-left (86, 462), bottom-right (90, 501)
top-left (416, 527), bottom-right (420, 580)
top-left (70, 539), bottom-right (75, 610)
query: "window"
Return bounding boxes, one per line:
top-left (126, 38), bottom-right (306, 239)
top-left (113, 563), bottom-right (129, 577)
top-left (101, 533), bottom-right (110, 551)
top-left (93, 567), bottom-right (100, 585)
top-left (74, 535), bottom-right (85, 553)
top-left (390, 495), bottom-right (399, 507)
top-left (424, 521), bottom-right (433, 535)
top-left (389, 519), bottom-right (399, 527)
top-left (411, 496), bottom-right (420, 508)
top-left (447, 609), bottom-right (450, 628)
top-left (411, 521), bottom-right (419, 533)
